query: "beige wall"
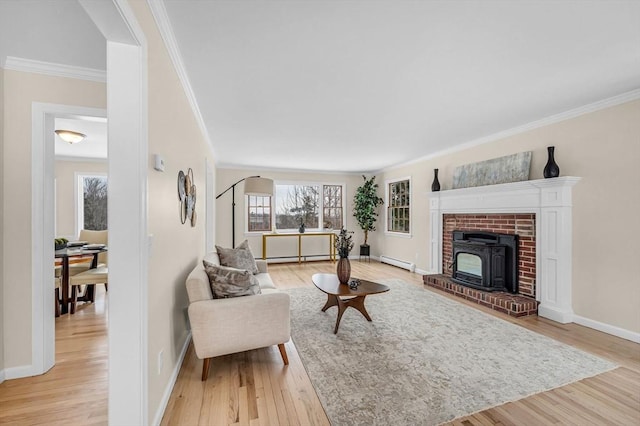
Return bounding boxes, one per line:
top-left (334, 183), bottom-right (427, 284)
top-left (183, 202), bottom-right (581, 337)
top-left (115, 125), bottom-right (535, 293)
top-left (216, 169), bottom-right (367, 256)
top-left (2, 69), bottom-right (106, 369)
top-left (376, 100), bottom-right (640, 334)
top-left (54, 160), bottom-right (108, 239)
top-left (0, 66), bottom-right (5, 374)
top-left (127, 2), bottom-right (215, 420)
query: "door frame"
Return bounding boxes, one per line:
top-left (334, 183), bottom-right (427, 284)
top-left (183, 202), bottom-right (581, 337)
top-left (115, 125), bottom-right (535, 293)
top-left (31, 0), bottom-right (150, 424)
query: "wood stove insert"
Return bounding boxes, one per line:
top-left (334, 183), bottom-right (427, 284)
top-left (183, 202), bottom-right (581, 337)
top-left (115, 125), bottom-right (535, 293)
top-left (451, 230), bottom-right (519, 293)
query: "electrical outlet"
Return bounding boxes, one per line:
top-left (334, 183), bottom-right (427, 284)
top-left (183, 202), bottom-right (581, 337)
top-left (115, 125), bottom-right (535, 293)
top-left (157, 350), bottom-right (163, 375)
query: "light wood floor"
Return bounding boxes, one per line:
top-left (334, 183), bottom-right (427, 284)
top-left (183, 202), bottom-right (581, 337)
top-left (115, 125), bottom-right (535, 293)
top-left (1, 262), bottom-right (638, 425)
top-left (0, 286), bottom-right (108, 425)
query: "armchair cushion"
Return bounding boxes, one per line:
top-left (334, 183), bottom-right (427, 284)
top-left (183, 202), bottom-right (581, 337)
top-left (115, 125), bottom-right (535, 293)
top-left (215, 240), bottom-right (259, 274)
top-left (203, 261), bottom-right (261, 298)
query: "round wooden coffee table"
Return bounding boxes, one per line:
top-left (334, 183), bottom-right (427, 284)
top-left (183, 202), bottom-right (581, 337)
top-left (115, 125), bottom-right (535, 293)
top-left (311, 273), bottom-right (390, 334)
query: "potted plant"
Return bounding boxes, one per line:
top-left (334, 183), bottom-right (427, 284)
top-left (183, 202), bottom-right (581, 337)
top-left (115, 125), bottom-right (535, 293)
top-left (353, 175), bottom-right (384, 257)
top-left (54, 237), bottom-right (68, 250)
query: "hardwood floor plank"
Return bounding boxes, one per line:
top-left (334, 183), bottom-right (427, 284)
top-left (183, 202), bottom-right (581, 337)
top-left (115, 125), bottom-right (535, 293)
top-left (2, 261), bottom-right (639, 426)
top-left (0, 287), bottom-right (108, 425)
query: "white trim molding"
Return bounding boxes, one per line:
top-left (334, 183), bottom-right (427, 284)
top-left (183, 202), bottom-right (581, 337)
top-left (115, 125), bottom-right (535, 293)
top-left (428, 177), bottom-right (581, 324)
top-left (383, 88), bottom-right (640, 173)
top-left (384, 176), bottom-right (413, 238)
top-left (147, 0), bottom-right (214, 159)
top-left (4, 56), bottom-right (106, 82)
top-left (31, 102), bottom-right (108, 381)
top-left (152, 332), bottom-right (192, 426)
top-left (2, 364), bottom-right (34, 381)
top-left (573, 315), bottom-right (640, 344)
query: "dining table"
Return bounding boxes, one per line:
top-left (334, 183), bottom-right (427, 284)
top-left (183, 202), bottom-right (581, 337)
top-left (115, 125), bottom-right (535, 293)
top-left (55, 245), bottom-right (107, 314)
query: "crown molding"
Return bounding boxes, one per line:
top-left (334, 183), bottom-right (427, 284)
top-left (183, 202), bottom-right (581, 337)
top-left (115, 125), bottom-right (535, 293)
top-left (3, 56), bottom-right (106, 83)
top-left (147, 0), bottom-right (215, 159)
top-left (381, 88), bottom-right (640, 173)
top-left (216, 162), bottom-right (365, 176)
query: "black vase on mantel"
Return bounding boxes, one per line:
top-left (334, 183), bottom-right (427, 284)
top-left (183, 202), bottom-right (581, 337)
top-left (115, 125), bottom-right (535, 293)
top-left (431, 168), bottom-right (441, 192)
top-left (543, 146), bottom-right (560, 178)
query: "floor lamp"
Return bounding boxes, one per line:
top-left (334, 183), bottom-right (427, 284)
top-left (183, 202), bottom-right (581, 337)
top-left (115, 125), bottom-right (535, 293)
top-left (216, 176), bottom-right (274, 248)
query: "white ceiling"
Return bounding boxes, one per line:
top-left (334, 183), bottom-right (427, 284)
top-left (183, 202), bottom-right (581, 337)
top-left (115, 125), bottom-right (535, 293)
top-left (55, 117), bottom-right (108, 160)
top-left (0, 0), bottom-right (105, 70)
top-left (163, 0), bottom-right (640, 172)
top-left (1, 1), bottom-right (638, 172)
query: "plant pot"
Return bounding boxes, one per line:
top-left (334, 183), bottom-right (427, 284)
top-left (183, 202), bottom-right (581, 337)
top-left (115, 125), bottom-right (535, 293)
top-left (359, 244), bottom-right (370, 256)
top-left (55, 242), bottom-right (67, 250)
top-left (337, 257), bottom-right (351, 284)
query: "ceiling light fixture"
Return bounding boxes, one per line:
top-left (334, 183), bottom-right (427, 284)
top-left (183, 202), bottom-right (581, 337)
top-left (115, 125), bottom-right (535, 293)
top-left (55, 129), bottom-right (86, 144)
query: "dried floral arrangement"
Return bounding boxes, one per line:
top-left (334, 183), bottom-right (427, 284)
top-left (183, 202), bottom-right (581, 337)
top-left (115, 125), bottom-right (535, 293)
top-left (334, 227), bottom-right (354, 258)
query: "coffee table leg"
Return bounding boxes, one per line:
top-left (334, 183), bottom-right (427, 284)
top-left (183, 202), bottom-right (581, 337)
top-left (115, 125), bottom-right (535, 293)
top-left (322, 294), bottom-right (373, 334)
top-left (334, 300), bottom-right (348, 334)
top-left (321, 294), bottom-right (338, 312)
top-left (346, 296), bottom-right (372, 322)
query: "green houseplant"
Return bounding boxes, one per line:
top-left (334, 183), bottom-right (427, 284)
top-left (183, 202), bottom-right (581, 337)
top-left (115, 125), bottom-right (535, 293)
top-left (353, 175), bottom-right (384, 256)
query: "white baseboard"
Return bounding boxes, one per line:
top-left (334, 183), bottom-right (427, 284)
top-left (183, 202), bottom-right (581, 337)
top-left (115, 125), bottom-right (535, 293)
top-left (152, 331), bottom-right (192, 426)
top-left (414, 267), bottom-right (429, 275)
top-left (0, 369), bottom-right (5, 383)
top-left (538, 305), bottom-right (574, 324)
top-left (573, 315), bottom-right (640, 344)
top-left (3, 364), bottom-right (35, 380)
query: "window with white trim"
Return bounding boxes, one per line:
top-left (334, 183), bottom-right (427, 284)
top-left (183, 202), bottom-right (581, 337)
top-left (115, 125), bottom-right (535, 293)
top-left (247, 195), bottom-right (272, 232)
top-left (386, 177), bottom-right (411, 234)
top-left (271, 182), bottom-right (345, 232)
top-left (323, 184), bottom-right (343, 229)
top-left (76, 173), bottom-right (108, 235)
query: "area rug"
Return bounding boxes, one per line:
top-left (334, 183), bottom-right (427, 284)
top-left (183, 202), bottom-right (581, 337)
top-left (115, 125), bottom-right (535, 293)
top-left (286, 279), bottom-right (616, 425)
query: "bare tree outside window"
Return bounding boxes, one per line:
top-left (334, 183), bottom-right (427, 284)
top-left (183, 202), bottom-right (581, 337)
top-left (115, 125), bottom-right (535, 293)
top-left (275, 185), bottom-right (319, 230)
top-left (323, 185), bottom-right (343, 229)
top-left (83, 176), bottom-right (108, 230)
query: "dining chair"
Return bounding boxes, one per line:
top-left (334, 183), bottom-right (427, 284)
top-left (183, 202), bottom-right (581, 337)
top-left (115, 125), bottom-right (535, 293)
top-left (68, 229), bottom-right (109, 276)
top-left (54, 265), bottom-right (62, 317)
top-left (69, 266), bottom-right (108, 314)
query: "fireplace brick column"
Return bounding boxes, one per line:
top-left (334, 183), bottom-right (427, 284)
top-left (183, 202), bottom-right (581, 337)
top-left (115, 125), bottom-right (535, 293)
top-left (428, 177), bottom-right (580, 324)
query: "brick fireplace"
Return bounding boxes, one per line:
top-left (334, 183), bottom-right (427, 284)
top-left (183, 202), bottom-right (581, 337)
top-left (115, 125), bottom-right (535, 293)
top-left (424, 177), bottom-right (580, 323)
top-left (443, 214), bottom-right (536, 297)
top-left (424, 213), bottom-right (538, 317)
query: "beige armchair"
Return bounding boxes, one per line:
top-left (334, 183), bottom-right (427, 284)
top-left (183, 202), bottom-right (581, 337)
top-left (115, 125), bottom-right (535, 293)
top-left (186, 252), bottom-right (290, 381)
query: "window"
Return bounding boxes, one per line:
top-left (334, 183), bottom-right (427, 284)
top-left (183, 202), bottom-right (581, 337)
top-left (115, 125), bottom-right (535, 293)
top-left (386, 177), bottom-right (411, 234)
top-left (323, 185), bottom-right (343, 229)
top-left (275, 184), bottom-right (319, 230)
top-left (77, 174), bottom-right (108, 234)
top-left (247, 195), bottom-right (272, 232)
top-left (267, 182), bottom-right (345, 232)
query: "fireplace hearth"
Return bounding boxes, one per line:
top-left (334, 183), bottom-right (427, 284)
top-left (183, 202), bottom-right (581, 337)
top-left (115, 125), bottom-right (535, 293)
top-left (451, 230), bottom-right (518, 293)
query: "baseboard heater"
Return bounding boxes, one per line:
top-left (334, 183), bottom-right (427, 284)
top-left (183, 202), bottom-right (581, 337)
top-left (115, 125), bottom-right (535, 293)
top-left (379, 255), bottom-right (416, 272)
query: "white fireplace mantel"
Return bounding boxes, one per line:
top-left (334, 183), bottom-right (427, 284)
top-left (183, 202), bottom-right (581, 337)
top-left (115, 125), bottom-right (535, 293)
top-left (428, 177), bottom-right (581, 323)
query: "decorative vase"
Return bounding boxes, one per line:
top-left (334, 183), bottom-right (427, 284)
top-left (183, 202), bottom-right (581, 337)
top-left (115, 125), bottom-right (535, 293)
top-left (337, 257), bottom-right (351, 284)
top-left (431, 168), bottom-right (441, 192)
top-left (298, 222), bottom-right (305, 233)
top-left (543, 146), bottom-right (560, 178)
